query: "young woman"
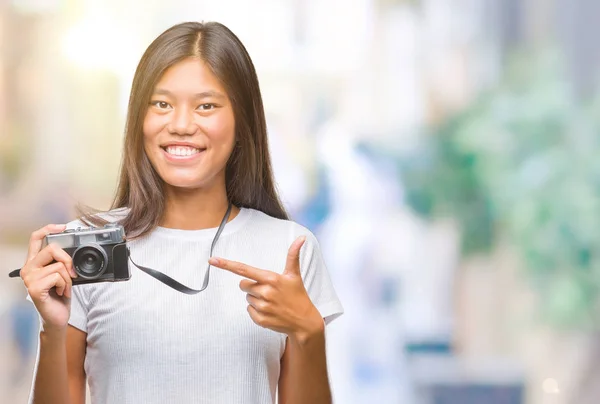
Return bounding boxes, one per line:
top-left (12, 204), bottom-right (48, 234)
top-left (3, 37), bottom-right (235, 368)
top-left (19, 21), bottom-right (343, 404)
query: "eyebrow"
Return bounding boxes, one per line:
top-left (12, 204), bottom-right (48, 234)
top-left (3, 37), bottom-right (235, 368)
top-left (152, 88), bottom-right (227, 100)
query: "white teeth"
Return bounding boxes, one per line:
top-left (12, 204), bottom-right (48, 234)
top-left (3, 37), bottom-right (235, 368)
top-left (165, 146), bottom-right (201, 156)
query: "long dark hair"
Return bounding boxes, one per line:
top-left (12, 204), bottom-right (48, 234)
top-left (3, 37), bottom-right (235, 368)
top-left (79, 22), bottom-right (288, 238)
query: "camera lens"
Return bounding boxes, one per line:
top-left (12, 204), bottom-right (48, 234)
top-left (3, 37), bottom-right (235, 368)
top-left (73, 245), bottom-right (108, 279)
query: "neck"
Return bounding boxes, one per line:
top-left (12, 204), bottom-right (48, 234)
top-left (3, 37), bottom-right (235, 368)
top-left (160, 185), bottom-right (240, 230)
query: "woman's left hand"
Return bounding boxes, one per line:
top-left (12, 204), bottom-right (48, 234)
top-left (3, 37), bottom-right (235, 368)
top-left (209, 236), bottom-right (324, 340)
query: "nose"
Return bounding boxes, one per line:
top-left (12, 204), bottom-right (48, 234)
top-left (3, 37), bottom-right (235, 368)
top-left (167, 107), bottom-right (197, 136)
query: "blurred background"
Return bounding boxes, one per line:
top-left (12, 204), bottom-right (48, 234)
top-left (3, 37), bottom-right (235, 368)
top-left (1, 0), bottom-right (599, 403)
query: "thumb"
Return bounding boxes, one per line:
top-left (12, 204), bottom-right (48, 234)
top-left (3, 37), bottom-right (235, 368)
top-left (284, 236), bottom-right (306, 276)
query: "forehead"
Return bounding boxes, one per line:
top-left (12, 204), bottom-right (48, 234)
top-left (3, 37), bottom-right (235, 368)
top-left (154, 57), bottom-right (225, 94)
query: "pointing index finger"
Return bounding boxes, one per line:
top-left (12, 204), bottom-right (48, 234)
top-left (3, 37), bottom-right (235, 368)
top-left (209, 257), bottom-right (272, 283)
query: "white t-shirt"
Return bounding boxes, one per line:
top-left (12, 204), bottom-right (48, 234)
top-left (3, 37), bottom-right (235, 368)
top-left (63, 207), bottom-right (343, 404)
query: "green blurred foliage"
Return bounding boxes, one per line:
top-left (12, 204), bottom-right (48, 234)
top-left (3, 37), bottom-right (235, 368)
top-left (400, 50), bottom-right (600, 330)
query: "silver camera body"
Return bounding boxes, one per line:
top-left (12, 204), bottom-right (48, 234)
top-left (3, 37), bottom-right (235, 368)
top-left (44, 224), bottom-right (131, 285)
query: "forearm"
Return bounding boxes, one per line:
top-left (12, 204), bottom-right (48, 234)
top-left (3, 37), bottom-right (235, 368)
top-left (280, 320), bottom-right (332, 404)
top-left (30, 329), bottom-right (71, 404)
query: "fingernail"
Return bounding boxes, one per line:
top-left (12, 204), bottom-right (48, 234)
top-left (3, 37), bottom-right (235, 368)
top-left (209, 257), bottom-right (219, 265)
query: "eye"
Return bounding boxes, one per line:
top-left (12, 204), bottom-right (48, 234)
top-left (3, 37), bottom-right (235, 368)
top-left (150, 101), bottom-right (171, 109)
top-left (197, 103), bottom-right (216, 111)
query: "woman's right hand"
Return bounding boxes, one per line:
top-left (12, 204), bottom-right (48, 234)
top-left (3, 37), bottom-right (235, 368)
top-left (20, 224), bottom-right (78, 333)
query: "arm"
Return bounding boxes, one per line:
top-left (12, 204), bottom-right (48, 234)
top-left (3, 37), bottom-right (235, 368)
top-left (30, 325), bottom-right (87, 404)
top-left (278, 320), bottom-right (332, 404)
top-left (20, 224), bottom-right (87, 404)
top-left (210, 235), bottom-right (341, 404)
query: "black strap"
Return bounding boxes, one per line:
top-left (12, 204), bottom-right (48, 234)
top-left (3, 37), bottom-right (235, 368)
top-left (8, 204), bottom-right (233, 296)
top-left (128, 203), bottom-right (232, 295)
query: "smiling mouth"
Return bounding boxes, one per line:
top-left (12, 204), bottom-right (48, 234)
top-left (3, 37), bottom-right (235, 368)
top-left (161, 145), bottom-right (206, 157)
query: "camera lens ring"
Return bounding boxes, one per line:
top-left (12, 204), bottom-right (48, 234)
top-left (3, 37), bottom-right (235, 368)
top-left (72, 244), bottom-right (108, 279)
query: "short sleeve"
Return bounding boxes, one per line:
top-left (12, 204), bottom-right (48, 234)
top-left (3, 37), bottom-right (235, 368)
top-left (298, 231), bottom-right (344, 325)
top-left (68, 285), bottom-right (89, 332)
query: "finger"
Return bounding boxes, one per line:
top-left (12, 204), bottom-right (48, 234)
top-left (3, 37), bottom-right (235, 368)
top-left (246, 294), bottom-right (268, 312)
top-left (283, 236), bottom-right (306, 276)
top-left (25, 261), bottom-right (68, 284)
top-left (25, 262), bottom-right (73, 298)
top-left (240, 280), bottom-right (271, 300)
top-left (53, 272), bottom-right (67, 297)
top-left (30, 272), bottom-right (66, 299)
top-left (31, 243), bottom-right (75, 277)
top-left (27, 224), bottom-right (67, 263)
top-left (48, 262), bottom-right (73, 298)
top-left (247, 304), bottom-right (270, 328)
top-left (240, 279), bottom-right (257, 291)
top-left (209, 257), bottom-right (274, 283)
top-left (239, 279), bottom-right (260, 296)
top-left (20, 243), bottom-right (71, 279)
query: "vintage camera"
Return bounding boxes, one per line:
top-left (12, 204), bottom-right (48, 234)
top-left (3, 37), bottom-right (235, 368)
top-left (44, 224), bottom-right (131, 285)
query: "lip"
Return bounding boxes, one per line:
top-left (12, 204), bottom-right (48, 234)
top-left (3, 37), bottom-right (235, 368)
top-left (160, 141), bottom-right (206, 149)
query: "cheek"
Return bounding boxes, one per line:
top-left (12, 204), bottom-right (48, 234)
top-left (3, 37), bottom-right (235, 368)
top-left (202, 113), bottom-right (236, 150)
top-left (142, 115), bottom-right (166, 157)
top-left (143, 114), bottom-right (163, 140)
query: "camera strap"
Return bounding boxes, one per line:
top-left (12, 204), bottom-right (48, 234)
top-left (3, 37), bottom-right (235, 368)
top-left (126, 203), bottom-right (232, 295)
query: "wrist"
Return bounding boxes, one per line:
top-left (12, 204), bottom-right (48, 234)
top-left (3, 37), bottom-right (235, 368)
top-left (40, 325), bottom-right (68, 341)
top-left (290, 311), bottom-right (325, 345)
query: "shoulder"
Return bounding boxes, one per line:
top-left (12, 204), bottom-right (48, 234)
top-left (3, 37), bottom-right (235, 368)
top-left (66, 207), bottom-right (130, 230)
top-left (244, 208), bottom-right (319, 245)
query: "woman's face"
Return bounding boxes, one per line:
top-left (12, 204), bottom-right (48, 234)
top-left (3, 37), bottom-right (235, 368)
top-left (143, 57), bottom-right (236, 190)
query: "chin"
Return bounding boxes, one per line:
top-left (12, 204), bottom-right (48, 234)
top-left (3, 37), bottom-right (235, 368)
top-left (160, 172), bottom-right (218, 191)
top-left (163, 178), bottom-right (203, 190)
